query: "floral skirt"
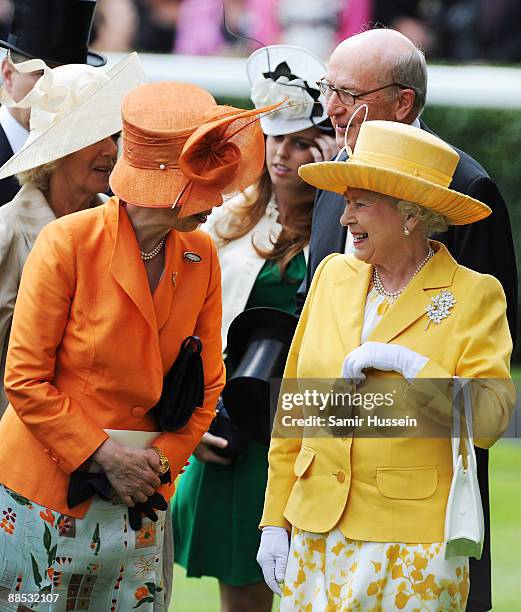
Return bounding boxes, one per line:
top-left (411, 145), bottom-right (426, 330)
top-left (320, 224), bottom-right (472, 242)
top-left (0, 484), bottom-right (165, 611)
top-left (281, 527), bottom-right (469, 612)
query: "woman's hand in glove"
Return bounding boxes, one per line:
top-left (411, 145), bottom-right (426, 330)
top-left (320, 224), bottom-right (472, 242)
top-left (342, 341), bottom-right (428, 383)
top-left (256, 526), bottom-right (290, 596)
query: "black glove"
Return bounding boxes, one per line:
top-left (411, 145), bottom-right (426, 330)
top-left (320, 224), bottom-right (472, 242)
top-left (128, 492), bottom-right (168, 531)
top-left (127, 469), bottom-right (171, 531)
top-left (67, 472), bottom-right (112, 508)
top-left (208, 398), bottom-right (250, 460)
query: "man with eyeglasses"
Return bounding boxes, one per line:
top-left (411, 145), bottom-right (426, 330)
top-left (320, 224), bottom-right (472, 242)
top-left (0, 0), bottom-right (106, 206)
top-left (297, 27), bottom-right (517, 612)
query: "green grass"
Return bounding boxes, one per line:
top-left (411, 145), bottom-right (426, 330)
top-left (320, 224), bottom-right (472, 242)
top-left (488, 440), bottom-right (521, 611)
top-left (169, 439), bottom-right (521, 611)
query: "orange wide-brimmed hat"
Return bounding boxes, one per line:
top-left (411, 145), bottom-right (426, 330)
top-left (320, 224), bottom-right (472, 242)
top-left (110, 82), bottom-right (278, 217)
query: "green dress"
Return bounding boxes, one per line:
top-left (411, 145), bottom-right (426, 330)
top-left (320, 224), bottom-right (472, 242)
top-left (171, 253), bottom-right (306, 585)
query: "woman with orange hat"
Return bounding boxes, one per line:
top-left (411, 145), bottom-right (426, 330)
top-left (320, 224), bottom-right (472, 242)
top-left (172, 45), bottom-right (337, 612)
top-left (0, 81), bottom-right (270, 610)
top-left (256, 120), bottom-right (514, 611)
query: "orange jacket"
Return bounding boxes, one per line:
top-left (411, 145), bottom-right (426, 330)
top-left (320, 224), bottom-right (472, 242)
top-left (0, 197), bottom-right (225, 517)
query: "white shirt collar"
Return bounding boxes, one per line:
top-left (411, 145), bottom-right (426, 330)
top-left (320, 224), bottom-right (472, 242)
top-left (0, 105), bottom-right (29, 154)
top-left (411, 116), bottom-right (421, 129)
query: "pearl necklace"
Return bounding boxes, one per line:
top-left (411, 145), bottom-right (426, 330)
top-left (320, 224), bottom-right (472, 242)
top-left (372, 247), bottom-right (434, 304)
top-left (140, 236), bottom-right (166, 261)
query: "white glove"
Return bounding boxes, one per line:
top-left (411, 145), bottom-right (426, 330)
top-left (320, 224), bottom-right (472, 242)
top-left (342, 341), bottom-right (428, 383)
top-left (256, 526), bottom-right (290, 596)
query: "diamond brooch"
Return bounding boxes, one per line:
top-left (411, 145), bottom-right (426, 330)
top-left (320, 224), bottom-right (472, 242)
top-left (425, 289), bottom-right (456, 330)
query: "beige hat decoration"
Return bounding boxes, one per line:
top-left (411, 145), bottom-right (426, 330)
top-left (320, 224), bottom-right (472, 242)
top-left (298, 120), bottom-right (491, 225)
top-left (0, 52), bottom-right (145, 179)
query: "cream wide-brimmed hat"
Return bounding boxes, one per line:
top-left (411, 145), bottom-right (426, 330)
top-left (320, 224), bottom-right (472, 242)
top-left (0, 53), bottom-right (145, 179)
top-left (298, 120), bottom-right (491, 225)
top-left (246, 45), bottom-right (331, 136)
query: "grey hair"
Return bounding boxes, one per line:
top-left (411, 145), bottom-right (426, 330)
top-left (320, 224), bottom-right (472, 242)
top-left (16, 159), bottom-right (61, 192)
top-left (383, 47), bottom-right (427, 118)
top-left (395, 199), bottom-right (449, 237)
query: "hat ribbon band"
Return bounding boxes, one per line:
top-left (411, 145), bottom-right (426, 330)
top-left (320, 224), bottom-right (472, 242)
top-left (124, 156), bottom-right (181, 171)
top-left (123, 135), bottom-right (184, 170)
top-left (352, 150), bottom-right (453, 187)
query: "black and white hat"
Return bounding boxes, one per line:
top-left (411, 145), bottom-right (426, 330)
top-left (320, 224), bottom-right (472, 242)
top-left (246, 45), bottom-right (330, 136)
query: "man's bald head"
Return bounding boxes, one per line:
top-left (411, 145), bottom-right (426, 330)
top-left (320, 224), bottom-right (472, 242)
top-left (333, 28), bottom-right (418, 67)
top-left (323, 28), bottom-right (427, 148)
top-left (331, 29), bottom-right (427, 115)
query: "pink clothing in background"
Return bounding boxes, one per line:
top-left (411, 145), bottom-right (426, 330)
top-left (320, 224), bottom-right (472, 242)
top-left (248, 0), bottom-right (373, 52)
top-left (338, 0), bottom-right (373, 40)
top-left (175, 0), bottom-right (227, 55)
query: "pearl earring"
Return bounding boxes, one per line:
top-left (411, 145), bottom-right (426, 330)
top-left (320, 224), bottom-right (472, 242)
top-left (404, 226), bottom-right (410, 236)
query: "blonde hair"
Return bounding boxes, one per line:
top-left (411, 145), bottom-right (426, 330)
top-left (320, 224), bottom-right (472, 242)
top-left (395, 199), bottom-right (449, 237)
top-left (16, 159), bottom-right (61, 192)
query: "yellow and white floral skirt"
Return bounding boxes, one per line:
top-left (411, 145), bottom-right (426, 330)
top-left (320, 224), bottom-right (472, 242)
top-left (281, 527), bottom-right (469, 611)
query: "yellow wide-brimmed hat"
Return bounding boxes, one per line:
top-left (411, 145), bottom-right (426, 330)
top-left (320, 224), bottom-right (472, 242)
top-left (298, 120), bottom-right (491, 225)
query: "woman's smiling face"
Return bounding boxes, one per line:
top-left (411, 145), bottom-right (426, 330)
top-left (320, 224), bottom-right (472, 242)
top-left (340, 187), bottom-right (405, 265)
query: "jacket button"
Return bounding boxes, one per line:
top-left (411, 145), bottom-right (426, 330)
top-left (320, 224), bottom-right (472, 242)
top-left (132, 406), bottom-right (146, 418)
top-left (44, 448), bottom-right (51, 455)
top-left (51, 456), bottom-right (60, 463)
top-left (336, 471), bottom-right (346, 484)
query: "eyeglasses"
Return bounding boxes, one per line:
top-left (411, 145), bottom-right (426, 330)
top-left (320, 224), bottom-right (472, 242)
top-left (316, 80), bottom-right (415, 106)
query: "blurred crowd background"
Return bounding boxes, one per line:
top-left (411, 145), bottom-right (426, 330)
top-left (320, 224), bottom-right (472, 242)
top-left (1, 0), bottom-right (519, 62)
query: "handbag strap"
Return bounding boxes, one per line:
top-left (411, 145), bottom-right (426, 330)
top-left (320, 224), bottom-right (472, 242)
top-left (452, 376), bottom-right (477, 470)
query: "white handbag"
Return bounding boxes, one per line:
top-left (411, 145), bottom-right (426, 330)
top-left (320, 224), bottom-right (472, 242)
top-left (444, 377), bottom-right (484, 559)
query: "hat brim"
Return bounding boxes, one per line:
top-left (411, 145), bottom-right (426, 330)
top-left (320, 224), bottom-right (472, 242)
top-left (298, 160), bottom-right (491, 225)
top-left (0, 53), bottom-right (144, 180)
top-left (110, 162), bottom-right (188, 208)
top-left (227, 307), bottom-right (298, 368)
top-left (260, 115), bottom-right (331, 136)
top-left (0, 40), bottom-right (106, 67)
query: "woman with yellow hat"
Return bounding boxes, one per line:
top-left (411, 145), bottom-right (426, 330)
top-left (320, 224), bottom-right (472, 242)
top-left (0, 81), bottom-right (270, 610)
top-left (256, 120), bottom-right (515, 610)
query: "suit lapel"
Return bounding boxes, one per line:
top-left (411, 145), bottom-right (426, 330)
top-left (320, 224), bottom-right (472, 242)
top-left (109, 199), bottom-right (157, 331)
top-left (14, 184), bottom-right (56, 250)
top-left (0, 124), bottom-right (13, 164)
top-left (333, 256), bottom-right (372, 354)
top-left (368, 243), bottom-right (458, 344)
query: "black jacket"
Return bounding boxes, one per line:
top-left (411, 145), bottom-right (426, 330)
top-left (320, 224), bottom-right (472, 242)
top-left (0, 125), bottom-right (21, 207)
top-left (297, 121), bottom-right (518, 612)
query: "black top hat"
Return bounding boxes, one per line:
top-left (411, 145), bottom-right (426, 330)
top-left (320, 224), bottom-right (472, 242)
top-left (222, 307), bottom-right (298, 446)
top-left (0, 0), bottom-right (106, 67)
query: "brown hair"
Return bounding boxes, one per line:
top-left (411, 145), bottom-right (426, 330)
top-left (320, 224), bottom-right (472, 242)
top-left (214, 168), bottom-right (314, 278)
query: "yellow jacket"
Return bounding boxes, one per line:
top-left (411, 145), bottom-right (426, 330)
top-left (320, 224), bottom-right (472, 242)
top-left (260, 243), bottom-right (514, 543)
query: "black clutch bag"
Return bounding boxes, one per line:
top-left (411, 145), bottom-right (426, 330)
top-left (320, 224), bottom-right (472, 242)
top-left (153, 336), bottom-right (205, 431)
